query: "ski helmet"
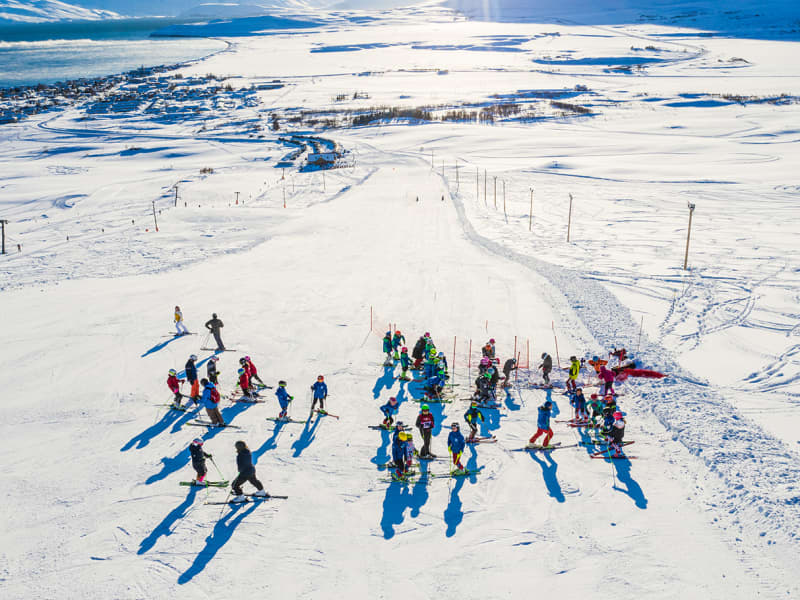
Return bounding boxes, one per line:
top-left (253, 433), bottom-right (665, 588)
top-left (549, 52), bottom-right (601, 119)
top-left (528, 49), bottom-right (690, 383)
top-left (389, 396), bottom-right (397, 403)
top-left (238, 368), bottom-right (245, 375)
top-left (576, 387), bottom-right (583, 393)
top-left (451, 422), bottom-right (459, 429)
top-left (470, 400), bottom-right (477, 407)
top-left (317, 375), bottom-right (324, 381)
top-left (544, 400), bottom-right (552, 408)
top-left (395, 330), bottom-right (401, 335)
top-left (244, 356), bottom-right (251, 362)
top-left (483, 371), bottom-right (492, 379)
top-left (235, 440), bottom-right (247, 451)
top-left (429, 348), bottom-right (437, 356)
top-left (385, 331), bottom-right (391, 337)
top-left (398, 432), bottom-right (408, 441)
top-left (212, 313), bottom-right (217, 318)
top-left (190, 354), bottom-right (197, 361)
top-left (278, 380), bottom-right (286, 387)
top-left (480, 357), bottom-right (490, 366)
top-left (168, 369), bottom-right (177, 376)
top-left (438, 352), bottom-right (444, 358)
top-left (570, 356), bottom-right (577, 362)
top-left (541, 352), bottom-right (547, 359)
top-left (489, 338), bottom-right (495, 344)
top-left (401, 347), bottom-right (408, 353)
top-left (395, 421), bottom-right (405, 429)
top-left (592, 356), bottom-right (599, 362)
top-left (613, 411), bottom-right (623, 420)
top-left (421, 404), bottom-right (429, 411)
top-left (192, 438), bottom-right (204, 446)
top-left (424, 332), bottom-right (430, 338)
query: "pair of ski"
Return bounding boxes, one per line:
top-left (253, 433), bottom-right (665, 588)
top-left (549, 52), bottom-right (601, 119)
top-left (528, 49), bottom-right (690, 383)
top-left (204, 493), bottom-right (289, 505)
top-left (459, 399), bottom-right (500, 409)
top-left (381, 466), bottom-right (483, 483)
top-left (186, 420), bottom-right (242, 430)
top-left (587, 441), bottom-right (636, 459)
top-left (410, 397), bottom-right (453, 404)
top-left (519, 441), bottom-right (574, 451)
top-left (163, 332), bottom-right (197, 337)
top-left (180, 480), bottom-right (228, 488)
top-left (466, 435), bottom-right (497, 444)
top-left (369, 424), bottom-right (399, 431)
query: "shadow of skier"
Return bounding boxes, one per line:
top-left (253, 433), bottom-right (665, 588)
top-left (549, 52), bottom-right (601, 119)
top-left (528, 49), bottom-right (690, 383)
top-left (612, 459), bottom-right (648, 509)
top-left (137, 486), bottom-right (200, 554)
top-left (291, 413), bottom-right (322, 458)
top-left (529, 451), bottom-right (565, 503)
top-left (120, 407), bottom-right (196, 452)
top-left (372, 365), bottom-right (396, 399)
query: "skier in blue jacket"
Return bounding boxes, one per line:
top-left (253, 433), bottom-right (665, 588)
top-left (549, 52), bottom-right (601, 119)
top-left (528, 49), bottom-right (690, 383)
top-left (463, 401), bottom-right (484, 441)
top-left (391, 431), bottom-right (410, 480)
top-left (398, 347), bottom-right (412, 381)
top-left (447, 422), bottom-right (466, 471)
top-left (380, 396), bottom-right (399, 428)
top-left (529, 400), bottom-right (556, 447)
top-left (275, 380), bottom-right (293, 420)
top-left (310, 375), bottom-right (328, 413)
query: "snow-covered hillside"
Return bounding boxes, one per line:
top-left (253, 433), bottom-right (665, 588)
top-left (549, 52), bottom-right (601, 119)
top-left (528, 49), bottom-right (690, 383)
top-left (0, 0), bottom-right (117, 23)
top-left (1, 2), bottom-right (800, 598)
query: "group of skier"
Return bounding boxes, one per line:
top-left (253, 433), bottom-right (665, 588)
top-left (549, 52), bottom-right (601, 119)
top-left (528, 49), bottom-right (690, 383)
top-left (172, 307), bottom-right (226, 352)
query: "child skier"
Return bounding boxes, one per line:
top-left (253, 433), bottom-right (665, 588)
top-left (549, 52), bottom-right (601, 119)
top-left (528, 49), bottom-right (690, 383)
top-left (231, 440), bottom-right (267, 502)
top-left (463, 400), bottom-right (484, 441)
top-left (573, 388), bottom-right (588, 423)
top-left (167, 369), bottom-right (184, 407)
top-left (609, 411), bottom-right (626, 457)
top-left (398, 347), bottom-right (412, 381)
top-left (185, 355), bottom-right (200, 403)
top-left (382, 332), bottom-right (393, 366)
top-left (565, 356), bottom-right (580, 393)
top-left (529, 400), bottom-right (555, 447)
top-left (207, 356), bottom-right (219, 385)
top-left (447, 422), bottom-right (466, 472)
top-left (380, 396), bottom-right (399, 428)
top-left (424, 367), bottom-right (446, 400)
top-left (310, 375), bottom-right (328, 413)
top-left (412, 335), bottom-right (427, 370)
top-left (416, 404), bottom-right (436, 458)
top-left (437, 351), bottom-right (448, 377)
top-left (238, 367), bottom-right (254, 400)
top-left (189, 438), bottom-right (211, 484)
top-left (275, 380), bottom-right (293, 420)
top-left (392, 330), bottom-right (405, 360)
top-left (174, 305), bottom-right (189, 336)
top-left (538, 352), bottom-right (553, 385)
top-left (201, 379), bottom-right (225, 426)
top-left (244, 356), bottom-right (265, 387)
top-left (598, 364), bottom-right (616, 396)
top-left (391, 431), bottom-right (410, 480)
top-left (588, 394), bottom-right (605, 428)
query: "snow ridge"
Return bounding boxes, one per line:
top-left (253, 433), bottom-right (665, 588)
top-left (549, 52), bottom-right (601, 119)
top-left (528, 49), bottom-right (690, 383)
top-left (449, 186), bottom-right (800, 548)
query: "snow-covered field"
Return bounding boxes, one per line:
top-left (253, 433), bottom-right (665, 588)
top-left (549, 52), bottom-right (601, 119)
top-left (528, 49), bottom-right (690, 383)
top-left (1, 1), bottom-right (799, 597)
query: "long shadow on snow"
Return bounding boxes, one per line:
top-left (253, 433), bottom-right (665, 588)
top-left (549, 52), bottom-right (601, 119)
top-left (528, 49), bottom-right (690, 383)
top-left (379, 467), bottom-right (430, 539)
top-left (612, 459), bottom-right (648, 509)
top-left (140, 335), bottom-right (184, 358)
top-left (371, 428), bottom-right (391, 468)
top-left (528, 451), bottom-right (565, 503)
top-left (144, 402), bottom-right (251, 484)
top-left (443, 446), bottom-right (479, 537)
top-left (177, 501), bottom-right (258, 585)
top-left (138, 486), bottom-right (200, 555)
top-left (291, 413), bottom-right (322, 458)
top-left (252, 421), bottom-right (286, 463)
top-left (120, 406), bottom-right (198, 452)
top-left (372, 365), bottom-right (396, 399)
top-left (502, 387), bottom-right (522, 411)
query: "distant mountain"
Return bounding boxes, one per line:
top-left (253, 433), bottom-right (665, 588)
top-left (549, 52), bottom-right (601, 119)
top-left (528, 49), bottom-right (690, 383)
top-left (0, 0), bottom-right (118, 23)
top-left (73, 0), bottom-right (316, 18)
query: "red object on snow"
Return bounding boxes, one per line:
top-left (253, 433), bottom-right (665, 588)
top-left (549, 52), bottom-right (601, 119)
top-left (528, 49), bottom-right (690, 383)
top-left (618, 368), bottom-right (666, 379)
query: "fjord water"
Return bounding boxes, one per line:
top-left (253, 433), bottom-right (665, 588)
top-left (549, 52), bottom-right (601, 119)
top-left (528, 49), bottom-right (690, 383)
top-left (0, 19), bottom-right (225, 88)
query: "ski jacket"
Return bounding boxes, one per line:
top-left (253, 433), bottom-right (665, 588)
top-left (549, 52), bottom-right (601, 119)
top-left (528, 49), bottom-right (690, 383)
top-left (167, 374), bottom-right (183, 393)
top-left (464, 406), bottom-right (484, 424)
top-left (412, 338), bottom-right (426, 359)
top-left (311, 381), bottom-right (327, 400)
top-left (568, 360), bottom-right (580, 380)
top-left (207, 361), bottom-right (218, 378)
top-left (426, 374), bottom-right (445, 389)
top-left (610, 420), bottom-right (625, 443)
top-left (380, 401), bottom-right (398, 416)
top-left (448, 430), bottom-right (466, 454)
top-left (174, 309), bottom-right (183, 323)
top-left (573, 391), bottom-right (586, 408)
top-left (481, 345), bottom-right (495, 358)
top-left (240, 362), bottom-right (251, 377)
top-left (382, 337), bottom-right (392, 353)
top-left (539, 355), bottom-right (552, 371)
top-left (392, 334), bottom-right (405, 349)
top-left (416, 412), bottom-right (435, 431)
top-left (238, 372), bottom-right (250, 391)
top-left (185, 360), bottom-right (198, 383)
top-left (537, 405), bottom-right (553, 430)
top-left (503, 359), bottom-right (517, 376)
top-left (599, 366), bottom-right (615, 383)
top-left (189, 444), bottom-right (210, 465)
top-left (488, 368), bottom-right (500, 386)
top-left (588, 358), bottom-right (608, 373)
top-left (201, 385), bottom-right (217, 409)
top-left (391, 438), bottom-right (406, 464)
top-left (275, 387), bottom-right (292, 406)
top-left (236, 448), bottom-right (255, 476)
top-left (400, 354), bottom-right (411, 370)
top-left (205, 317), bottom-right (223, 333)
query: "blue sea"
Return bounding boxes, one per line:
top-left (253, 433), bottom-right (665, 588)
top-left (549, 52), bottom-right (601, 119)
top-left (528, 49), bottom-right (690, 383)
top-left (0, 19), bottom-right (226, 88)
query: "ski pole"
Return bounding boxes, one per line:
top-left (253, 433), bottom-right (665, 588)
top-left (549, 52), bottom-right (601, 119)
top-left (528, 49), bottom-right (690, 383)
top-left (210, 457), bottom-right (226, 482)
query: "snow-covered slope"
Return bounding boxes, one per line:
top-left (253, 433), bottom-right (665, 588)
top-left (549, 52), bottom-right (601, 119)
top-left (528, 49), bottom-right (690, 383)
top-left (0, 0), bottom-right (118, 23)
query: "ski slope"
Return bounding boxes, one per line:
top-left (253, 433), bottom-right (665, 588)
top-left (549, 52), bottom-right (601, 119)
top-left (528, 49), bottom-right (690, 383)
top-left (1, 1), bottom-right (799, 597)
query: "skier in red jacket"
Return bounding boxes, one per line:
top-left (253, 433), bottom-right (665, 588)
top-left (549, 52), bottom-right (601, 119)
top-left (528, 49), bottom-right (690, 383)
top-left (415, 404), bottom-right (436, 458)
top-left (167, 369), bottom-right (184, 407)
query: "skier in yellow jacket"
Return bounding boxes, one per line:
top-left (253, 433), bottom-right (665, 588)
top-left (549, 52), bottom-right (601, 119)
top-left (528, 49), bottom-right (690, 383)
top-left (174, 306), bottom-right (189, 336)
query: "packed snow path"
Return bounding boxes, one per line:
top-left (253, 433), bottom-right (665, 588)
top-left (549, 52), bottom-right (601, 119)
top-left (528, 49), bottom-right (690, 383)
top-left (1, 153), bottom-right (795, 597)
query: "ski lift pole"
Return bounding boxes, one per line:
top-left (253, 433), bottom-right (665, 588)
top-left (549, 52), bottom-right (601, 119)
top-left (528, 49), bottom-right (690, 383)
top-left (551, 321), bottom-right (561, 369)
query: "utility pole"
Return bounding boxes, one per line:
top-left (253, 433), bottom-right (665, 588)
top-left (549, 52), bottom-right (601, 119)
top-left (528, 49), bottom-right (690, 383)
top-left (235, 191), bottom-right (240, 205)
top-left (173, 184), bottom-right (178, 207)
top-left (566, 193), bottom-right (573, 242)
top-left (684, 202), bottom-right (696, 270)
top-left (529, 188), bottom-right (533, 231)
top-left (0, 219), bottom-right (7, 254)
top-left (151, 201), bottom-right (159, 232)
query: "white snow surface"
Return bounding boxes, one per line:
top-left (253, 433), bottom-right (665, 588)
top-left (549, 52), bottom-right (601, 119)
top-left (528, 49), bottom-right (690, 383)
top-left (0, 0), bottom-right (118, 23)
top-left (1, 2), bottom-right (800, 598)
